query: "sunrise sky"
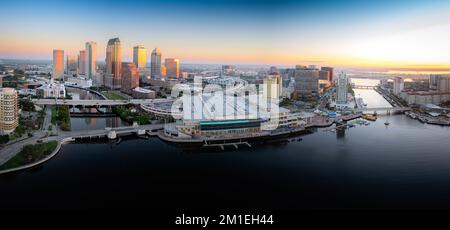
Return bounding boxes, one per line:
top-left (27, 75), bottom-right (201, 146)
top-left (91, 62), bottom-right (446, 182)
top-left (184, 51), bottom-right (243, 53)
top-left (1, 0), bottom-right (450, 70)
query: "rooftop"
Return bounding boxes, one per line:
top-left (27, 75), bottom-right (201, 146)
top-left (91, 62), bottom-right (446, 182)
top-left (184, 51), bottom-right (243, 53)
top-left (107, 37), bottom-right (120, 45)
top-left (133, 87), bottom-right (154, 93)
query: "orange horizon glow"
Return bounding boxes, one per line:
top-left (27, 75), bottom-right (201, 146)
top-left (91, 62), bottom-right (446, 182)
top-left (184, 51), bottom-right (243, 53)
top-left (2, 0), bottom-right (450, 72)
top-left (1, 37), bottom-right (450, 71)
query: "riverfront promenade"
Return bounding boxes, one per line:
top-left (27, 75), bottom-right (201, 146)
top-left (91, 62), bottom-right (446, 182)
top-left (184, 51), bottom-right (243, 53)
top-left (0, 131), bottom-right (48, 167)
top-left (0, 122), bottom-right (167, 167)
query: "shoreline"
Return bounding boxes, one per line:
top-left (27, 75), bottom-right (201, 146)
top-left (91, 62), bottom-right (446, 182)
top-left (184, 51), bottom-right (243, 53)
top-left (0, 110), bottom-right (446, 175)
top-left (0, 138), bottom-right (71, 175)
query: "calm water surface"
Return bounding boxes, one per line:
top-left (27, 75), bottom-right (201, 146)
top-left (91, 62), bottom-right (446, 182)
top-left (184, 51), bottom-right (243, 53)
top-left (352, 78), bottom-right (392, 109)
top-left (1, 81), bottom-right (450, 210)
top-left (67, 87), bottom-right (130, 131)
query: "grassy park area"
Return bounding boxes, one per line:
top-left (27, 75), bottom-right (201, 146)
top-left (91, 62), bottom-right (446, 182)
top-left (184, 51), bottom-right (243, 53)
top-left (51, 105), bottom-right (71, 131)
top-left (102, 91), bottom-right (127, 100)
top-left (112, 105), bottom-right (153, 125)
top-left (0, 141), bottom-right (58, 170)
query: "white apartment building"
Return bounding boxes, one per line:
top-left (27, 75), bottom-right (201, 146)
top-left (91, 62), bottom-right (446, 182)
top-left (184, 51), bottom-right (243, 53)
top-left (0, 88), bottom-right (19, 135)
top-left (36, 79), bottom-right (66, 98)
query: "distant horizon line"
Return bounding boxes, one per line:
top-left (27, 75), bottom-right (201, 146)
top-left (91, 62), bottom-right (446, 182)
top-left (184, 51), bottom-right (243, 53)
top-left (2, 57), bottom-right (450, 73)
top-left (0, 57), bottom-right (328, 68)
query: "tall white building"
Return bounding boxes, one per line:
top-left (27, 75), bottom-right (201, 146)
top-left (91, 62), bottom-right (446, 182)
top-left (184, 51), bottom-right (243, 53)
top-left (336, 72), bottom-right (348, 105)
top-left (263, 74), bottom-right (282, 100)
top-left (0, 88), bottom-right (19, 135)
top-left (151, 48), bottom-right (162, 78)
top-left (393, 77), bottom-right (404, 95)
top-left (85, 41), bottom-right (97, 80)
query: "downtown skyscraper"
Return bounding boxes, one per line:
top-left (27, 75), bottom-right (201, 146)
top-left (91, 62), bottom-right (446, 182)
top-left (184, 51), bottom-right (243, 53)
top-left (151, 48), bottom-right (162, 78)
top-left (78, 50), bottom-right (86, 75)
top-left (105, 38), bottom-right (122, 90)
top-left (66, 55), bottom-right (77, 75)
top-left (121, 62), bottom-right (139, 94)
top-left (85, 41), bottom-right (97, 80)
top-left (336, 72), bottom-right (348, 105)
top-left (165, 58), bottom-right (179, 79)
top-left (133, 45), bottom-right (147, 69)
top-left (52, 49), bottom-right (64, 80)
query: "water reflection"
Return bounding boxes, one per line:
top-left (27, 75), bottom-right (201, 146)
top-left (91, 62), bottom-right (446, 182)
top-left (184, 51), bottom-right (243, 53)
top-left (351, 78), bottom-right (392, 109)
top-left (66, 87), bottom-right (102, 100)
top-left (336, 127), bottom-right (345, 139)
top-left (66, 87), bottom-right (130, 131)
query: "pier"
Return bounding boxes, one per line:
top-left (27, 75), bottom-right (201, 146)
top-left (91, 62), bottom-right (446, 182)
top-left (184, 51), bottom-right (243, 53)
top-left (203, 140), bottom-right (252, 150)
top-left (60, 123), bottom-right (167, 142)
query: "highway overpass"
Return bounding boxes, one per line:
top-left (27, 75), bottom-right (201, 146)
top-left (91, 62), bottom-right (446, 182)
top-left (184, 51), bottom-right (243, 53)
top-left (32, 98), bottom-right (174, 106)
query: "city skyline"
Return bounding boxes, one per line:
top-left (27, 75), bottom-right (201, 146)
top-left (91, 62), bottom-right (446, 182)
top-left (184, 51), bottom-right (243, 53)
top-left (2, 0), bottom-right (450, 222)
top-left (1, 0), bottom-right (450, 71)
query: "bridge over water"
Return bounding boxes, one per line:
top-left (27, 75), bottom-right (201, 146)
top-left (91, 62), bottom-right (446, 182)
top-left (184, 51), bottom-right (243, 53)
top-left (354, 107), bottom-right (411, 113)
top-left (58, 123), bottom-right (168, 141)
top-left (352, 85), bottom-right (377, 89)
top-left (32, 98), bottom-right (174, 107)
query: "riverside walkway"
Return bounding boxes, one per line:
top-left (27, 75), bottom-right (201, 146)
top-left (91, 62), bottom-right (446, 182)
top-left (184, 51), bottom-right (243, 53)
top-left (0, 123), bottom-right (169, 167)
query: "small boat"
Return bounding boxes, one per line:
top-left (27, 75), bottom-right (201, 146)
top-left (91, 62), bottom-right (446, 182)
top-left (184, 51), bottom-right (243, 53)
top-left (362, 114), bottom-right (377, 121)
top-left (384, 122), bottom-right (390, 126)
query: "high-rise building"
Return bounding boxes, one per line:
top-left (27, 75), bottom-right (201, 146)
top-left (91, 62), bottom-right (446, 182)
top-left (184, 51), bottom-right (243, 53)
top-left (293, 66), bottom-right (319, 100)
top-left (430, 74), bottom-right (450, 92)
top-left (133, 45), bottom-right (147, 69)
top-left (105, 38), bottom-right (122, 90)
top-left (393, 77), bottom-right (404, 95)
top-left (319, 70), bottom-right (330, 80)
top-left (263, 73), bottom-right (282, 100)
top-left (336, 72), bottom-right (348, 105)
top-left (165, 58), bottom-right (180, 79)
top-left (121, 62), bottom-right (139, 94)
top-left (269, 66), bottom-right (278, 74)
top-left (151, 48), bottom-right (162, 78)
top-left (66, 55), bottom-right (78, 75)
top-left (321, 67), bottom-right (334, 82)
top-left (52, 49), bottom-right (64, 80)
top-left (161, 65), bottom-right (166, 77)
top-left (78, 50), bottom-right (86, 75)
top-left (0, 88), bottom-right (19, 135)
top-left (438, 76), bottom-right (450, 92)
top-left (85, 41), bottom-right (97, 79)
top-left (430, 74), bottom-right (440, 90)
